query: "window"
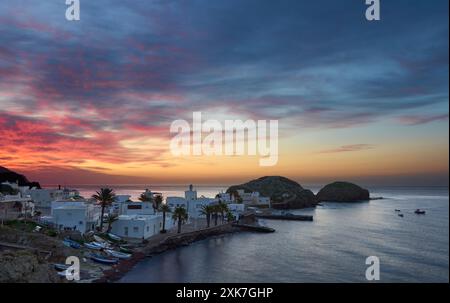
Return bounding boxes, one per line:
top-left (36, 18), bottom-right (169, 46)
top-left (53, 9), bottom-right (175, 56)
top-left (133, 226), bottom-right (139, 233)
top-left (79, 221), bottom-right (83, 225)
top-left (124, 227), bottom-right (128, 236)
top-left (128, 205), bottom-right (142, 210)
top-left (147, 226), bottom-right (149, 232)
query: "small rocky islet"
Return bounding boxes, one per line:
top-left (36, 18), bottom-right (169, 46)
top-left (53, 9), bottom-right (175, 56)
top-left (226, 176), bottom-right (372, 209)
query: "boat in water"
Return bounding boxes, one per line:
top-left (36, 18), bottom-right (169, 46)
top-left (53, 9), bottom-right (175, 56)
top-left (414, 209), bottom-right (426, 215)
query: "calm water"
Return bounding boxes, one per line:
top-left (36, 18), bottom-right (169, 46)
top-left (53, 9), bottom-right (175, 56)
top-left (69, 185), bottom-right (449, 282)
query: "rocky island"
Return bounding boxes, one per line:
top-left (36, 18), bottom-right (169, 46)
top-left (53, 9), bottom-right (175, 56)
top-left (316, 181), bottom-right (370, 202)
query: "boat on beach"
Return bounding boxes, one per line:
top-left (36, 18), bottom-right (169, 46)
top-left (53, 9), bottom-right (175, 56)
top-left (84, 242), bottom-right (103, 250)
top-left (119, 246), bottom-right (133, 254)
top-left (90, 253), bottom-right (119, 265)
top-left (105, 249), bottom-right (131, 259)
top-left (94, 235), bottom-right (111, 244)
top-left (108, 233), bottom-right (122, 241)
top-left (54, 264), bottom-right (70, 271)
top-left (62, 238), bottom-right (81, 249)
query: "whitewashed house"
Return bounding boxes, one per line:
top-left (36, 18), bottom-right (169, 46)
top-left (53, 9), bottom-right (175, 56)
top-left (25, 186), bottom-right (81, 209)
top-left (109, 195), bottom-right (132, 215)
top-left (41, 200), bottom-right (101, 234)
top-left (111, 214), bottom-right (163, 240)
top-left (236, 190), bottom-right (270, 207)
top-left (110, 191), bottom-right (168, 240)
top-left (0, 182), bottom-right (35, 217)
top-left (166, 185), bottom-right (217, 219)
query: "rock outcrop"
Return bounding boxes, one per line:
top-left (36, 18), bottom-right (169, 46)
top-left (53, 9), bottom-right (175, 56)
top-left (226, 176), bottom-right (317, 209)
top-left (0, 166), bottom-right (41, 189)
top-left (316, 181), bottom-right (370, 202)
top-left (0, 250), bottom-right (59, 283)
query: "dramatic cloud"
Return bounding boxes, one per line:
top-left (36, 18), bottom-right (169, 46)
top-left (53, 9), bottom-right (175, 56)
top-left (316, 144), bottom-right (375, 154)
top-left (0, 0), bottom-right (448, 182)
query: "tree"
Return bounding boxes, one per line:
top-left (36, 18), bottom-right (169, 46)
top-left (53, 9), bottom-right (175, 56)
top-left (138, 192), bottom-right (152, 203)
top-left (226, 211), bottom-right (235, 222)
top-left (211, 204), bottom-right (220, 226)
top-left (200, 205), bottom-right (214, 228)
top-left (218, 201), bottom-right (229, 223)
top-left (172, 206), bottom-right (188, 233)
top-left (106, 214), bottom-right (118, 233)
top-left (159, 204), bottom-right (171, 233)
top-left (153, 194), bottom-right (163, 213)
top-left (92, 188), bottom-right (116, 231)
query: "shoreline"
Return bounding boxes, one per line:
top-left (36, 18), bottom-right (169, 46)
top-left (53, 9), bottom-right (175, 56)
top-left (93, 223), bottom-right (243, 283)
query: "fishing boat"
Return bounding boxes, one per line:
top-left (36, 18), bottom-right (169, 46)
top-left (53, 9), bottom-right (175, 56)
top-left (84, 242), bottom-right (103, 250)
top-left (92, 241), bottom-right (109, 248)
top-left (57, 270), bottom-right (69, 277)
top-left (105, 249), bottom-right (131, 259)
top-left (54, 264), bottom-right (70, 271)
top-left (398, 214), bottom-right (404, 217)
top-left (395, 209), bottom-right (401, 212)
top-left (119, 246), bottom-right (133, 254)
top-left (414, 209), bottom-right (426, 215)
top-left (108, 233), bottom-right (122, 241)
top-left (90, 253), bottom-right (118, 265)
top-left (63, 238), bottom-right (81, 249)
top-left (94, 235), bottom-right (112, 245)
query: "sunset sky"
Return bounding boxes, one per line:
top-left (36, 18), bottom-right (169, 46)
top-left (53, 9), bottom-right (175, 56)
top-left (0, 1), bottom-right (448, 186)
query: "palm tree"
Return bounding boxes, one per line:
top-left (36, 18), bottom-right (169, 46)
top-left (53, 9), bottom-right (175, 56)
top-left (200, 205), bottom-right (214, 228)
top-left (153, 194), bottom-right (163, 213)
top-left (138, 192), bottom-right (153, 203)
top-left (211, 204), bottom-right (220, 226)
top-left (172, 206), bottom-right (188, 233)
top-left (159, 204), bottom-right (171, 233)
top-left (218, 201), bottom-right (229, 223)
top-left (106, 214), bottom-right (118, 233)
top-left (92, 188), bottom-right (116, 231)
top-left (226, 211), bottom-right (235, 222)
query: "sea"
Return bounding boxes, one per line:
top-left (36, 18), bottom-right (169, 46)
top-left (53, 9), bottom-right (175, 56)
top-left (67, 185), bottom-right (449, 283)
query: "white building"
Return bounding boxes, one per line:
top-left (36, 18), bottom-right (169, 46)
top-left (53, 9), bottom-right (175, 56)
top-left (108, 195), bottom-right (132, 215)
top-left (119, 201), bottom-right (155, 216)
top-left (228, 203), bottom-right (246, 219)
top-left (0, 182), bottom-right (35, 216)
top-left (236, 190), bottom-right (271, 207)
top-left (111, 214), bottom-right (163, 240)
top-left (216, 192), bottom-right (234, 203)
top-left (167, 185), bottom-right (217, 219)
top-left (42, 200), bottom-right (101, 234)
top-left (110, 191), bottom-right (171, 240)
top-left (25, 187), bottom-right (81, 209)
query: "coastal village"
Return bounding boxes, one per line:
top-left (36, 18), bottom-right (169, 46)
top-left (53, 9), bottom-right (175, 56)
top-left (0, 167), bottom-right (285, 282)
top-left (0, 166), bottom-right (381, 283)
